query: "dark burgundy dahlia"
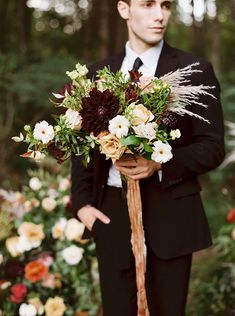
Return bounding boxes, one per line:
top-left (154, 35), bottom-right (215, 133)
top-left (5, 260), bottom-right (25, 279)
top-left (80, 87), bottom-right (120, 136)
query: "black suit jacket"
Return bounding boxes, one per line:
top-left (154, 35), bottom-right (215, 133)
top-left (71, 42), bottom-right (225, 259)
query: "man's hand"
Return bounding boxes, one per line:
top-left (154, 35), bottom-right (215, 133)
top-left (77, 205), bottom-right (110, 231)
top-left (115, 155), bottom-right (161, 180)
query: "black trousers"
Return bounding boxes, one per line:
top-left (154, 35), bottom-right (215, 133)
top-left (92, 186), bottom-right (192, 316)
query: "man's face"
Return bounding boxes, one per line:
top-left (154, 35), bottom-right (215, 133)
top-left (118, 0), bottom-right (173, 50)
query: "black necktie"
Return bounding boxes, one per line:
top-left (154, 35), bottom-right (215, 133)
top-left (132, 57), bottom-right (143, 71)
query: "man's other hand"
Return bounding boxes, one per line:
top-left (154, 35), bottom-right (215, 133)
top-left (115, 155), bottom-right (161, 180)
top-left (77, 205), bottom-right (110, 231)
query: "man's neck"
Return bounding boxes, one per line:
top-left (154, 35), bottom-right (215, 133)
top-left (128, 37), bottom-right (162, 54)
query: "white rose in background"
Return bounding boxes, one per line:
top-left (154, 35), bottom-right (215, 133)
top-left (59, 178), bottom-right (71, 191)
top-left (62, 245), bottom-right (84, 265)
top-left (33, 121), bottom-right (55, 144)
top-left (170, 129), bottom-right (181, 140)
top-left (18, 236), bottom-right (38, 252)
top-left (108, 115), bottom-right (130, 138)
top-left (29, 177), bottom-right (42, 191)
top-left (52, 218), bottom-right (67, 240)
top-left (133, 122), bottom-right (157, 141)
top-left (64, 109), bottom-right (82, 130)
top-left (151, 141), bottom-right (173, 164)
top-left (64, 219), bottom-right (85, 241)
top-left (19, 303), bottom-right (37, 316)
top-left (42, 197), bottom-right (57, 212)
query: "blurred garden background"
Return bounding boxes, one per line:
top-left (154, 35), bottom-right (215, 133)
top-left (0, 0), bottom-right (235, 315)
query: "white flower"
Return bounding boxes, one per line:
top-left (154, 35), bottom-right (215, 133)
top-left (75, 63), bottom-right (88, 76)
top-left (64, 219), bottom-right (85, 241)
top-left (133, 122), bottom-right (157, 141)
top-left (29, 177), bottom-right (42, 191)
top-left (170, 129), bottom-right (181, 140)
top-left (108, 115), bottom-right (130, 138)
top-left (151, 141), bottom-right (173, 164)
top-left (64, 109), bottom-right (82, 130)
top-left (19, 303), bottom-right (37, 316)
top-left (17, 236), bottom-right (41, 252)
top-left (66, 70), bottom-right (79, 80)
top-left (62, 245), bottom-right (84, 265)
top-left (41, 197), bottom-right (57, 212)
top-left (59, 178), bottom-right (71, 191)
top-left (33, 121), bottom-right (55, 144)
top-left (52, 218), bottom-right (67, 240)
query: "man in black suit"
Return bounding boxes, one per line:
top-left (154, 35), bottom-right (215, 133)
top-left (71, 1), bottom-right (225, 315)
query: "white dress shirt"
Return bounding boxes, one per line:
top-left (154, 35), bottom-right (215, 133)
top-left (107, 40), bottom-right (164, 187)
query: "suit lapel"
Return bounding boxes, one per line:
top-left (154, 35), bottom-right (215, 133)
top-left (155, 42), bottom-right (179, 77)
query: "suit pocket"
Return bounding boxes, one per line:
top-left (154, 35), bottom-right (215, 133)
top-left (170, 178), bottom-right (202, 199)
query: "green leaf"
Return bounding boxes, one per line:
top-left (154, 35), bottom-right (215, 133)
top-left (121, 135), bottom-right (141, 146)
top-left (143, 140), bottom-right (153, 153)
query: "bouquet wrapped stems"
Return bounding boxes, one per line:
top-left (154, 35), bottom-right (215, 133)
top-left (127, 178), bottom-right (149, 316)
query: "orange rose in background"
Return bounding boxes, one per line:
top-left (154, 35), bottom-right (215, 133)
top-left (25, 261), bottom-right (48, 282)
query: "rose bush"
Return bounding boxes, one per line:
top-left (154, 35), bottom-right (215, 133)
top-left (0, 166), bottom-right (100, 316)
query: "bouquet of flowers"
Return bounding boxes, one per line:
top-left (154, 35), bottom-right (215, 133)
top-left (13, 62), bottom-right (213, 316)
top-left (0, 169), bottom-right (100, 316)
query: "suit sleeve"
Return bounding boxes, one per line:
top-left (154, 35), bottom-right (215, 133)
top-left (161, 62), bottom-right (225, 188)
top-left (71, 153), bottom-right (94, 219)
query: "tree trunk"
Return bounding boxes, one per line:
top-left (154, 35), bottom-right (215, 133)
top-left (16, 0), bottom-right (31, 53)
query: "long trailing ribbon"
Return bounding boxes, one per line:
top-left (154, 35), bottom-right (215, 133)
top-left (127, 178), bottom-right (149, 316)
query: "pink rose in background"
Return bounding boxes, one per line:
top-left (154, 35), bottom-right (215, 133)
top-left (138, 76), bottom-right (156, 93)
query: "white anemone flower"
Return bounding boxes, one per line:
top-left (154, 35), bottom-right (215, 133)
top-left (151, 141), bottom-right (173, 164)
top-left (108, 115), bottom-right (130, 138)
top-left (33, 121), bottom-right (55, 144)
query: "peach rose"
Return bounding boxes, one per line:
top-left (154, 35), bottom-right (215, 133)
top-left (96, 132), bottom-right (127, 162)
top-left (28, 298), bottom-right (44, 315)
top-left (18, 222), bottom-right (45, 244)
top-left (6, 237), bottom-right (21, 257)
top-left (127, 103), bottom-right (154, 126)
top-left (44, 296), bottom-right (66, 316)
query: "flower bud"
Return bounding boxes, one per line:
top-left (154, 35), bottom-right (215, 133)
top-left (24, 125), bottom-right (31, 132)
